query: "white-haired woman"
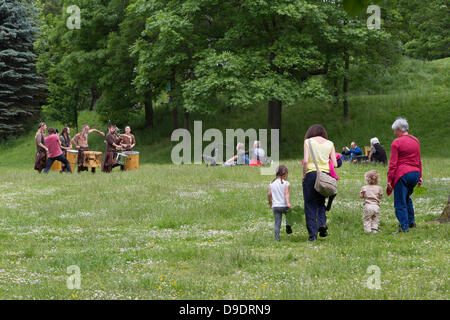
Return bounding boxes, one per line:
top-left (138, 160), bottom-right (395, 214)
top-left (249, 140), bottom-right (265, 167)
top-left (387, 118), bottom-right (423, 234)
top-left (368, 137), bottom-right (387, 164)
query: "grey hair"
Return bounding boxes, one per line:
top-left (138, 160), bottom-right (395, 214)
top-left (370, 137), bottom-right (379, 145)
top-left (253, 140), bottom-right (260, 148)
top-left (392, 118), bottom-right (409, 131)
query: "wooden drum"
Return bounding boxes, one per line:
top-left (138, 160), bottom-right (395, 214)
top-left (124, 151), bottom-right (139, 171)
top-left (50, 160), bottom-right (62, 171)
top-left (66, 150), bottom-right (78, 170)
top-left (83, 151), bottom-right (102, 168)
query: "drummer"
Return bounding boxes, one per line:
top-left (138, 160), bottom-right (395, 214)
top-left (120, 126), bottom-right (136, 151)
top-left (102, 124), bottom-right (123, 173)
top-left (59, 127), bottom-right (72, 172)
top-left (71, 125), bottom-right (105, 174)
top-left (34, 122), bottom-right (48, 173)
top-left (120, 126), bottom-right (136, 171)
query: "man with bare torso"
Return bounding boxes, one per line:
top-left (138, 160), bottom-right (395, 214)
top-left (71, 125), bottom-right (105, 173)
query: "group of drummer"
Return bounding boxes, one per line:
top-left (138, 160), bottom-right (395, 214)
top-left (34, 122), bottom-right (136, 174)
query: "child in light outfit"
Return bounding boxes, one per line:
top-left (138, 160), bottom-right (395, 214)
top-left (360, 170), bottom-right (383, 233)
top-left (268, 165), bottom-right (293, 241)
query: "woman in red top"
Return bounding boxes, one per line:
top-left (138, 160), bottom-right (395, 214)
top-left (387, 118), bottom-right (423, 233)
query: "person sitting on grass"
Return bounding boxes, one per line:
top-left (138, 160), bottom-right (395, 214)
top-left (249, 140), bottom-right (266, 167)
top-left (223, 142), bottom-right (249, 166)
top-left (341, 141), bottom-right (362, 161)
top-left (368, 137), bottom-right (387, 165)
top-left (360, 170), bottom-right (383, 234)
top-left (268, 165), bottom-right (293, 241)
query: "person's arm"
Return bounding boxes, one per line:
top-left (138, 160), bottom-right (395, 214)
top-left (418, 142), bottom-right (423, 186)
top-left (268, 187), bottom-right (272, 208)
top-left (303, 140), bottom-right (309, 180)
top-left (90, 129), bottom-right (105, 136)
top-left (284, 184), bottom-right (292, 208)
top-left (37, 134), bottom-right (48, 153)
top-left (71, 135), bottom-right (80, 149)
top-left (387, 142), bottom-right (399, 191)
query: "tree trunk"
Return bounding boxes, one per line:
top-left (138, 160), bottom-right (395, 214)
top-left (343, 53), bottom-right (350, 120)
top-left (74, 88), bottom-right (79, 132)
top-left (333, 79), bottom-right (339, 106)
top-left (89, 86), bottom-right (101, 111)
top-left (144, 89), bottom-right (153, 128)
top-left (269, 99), bottom-right (282, 140)
top-left (172, 106), bottom-right (178, 130)
top-left (184, 108), bottom-right (189, 131)
top-left (268, 102), bottom-right (273, 129)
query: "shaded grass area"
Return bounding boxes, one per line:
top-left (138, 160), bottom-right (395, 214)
top-left (0, 159), bottom-right (448, 299)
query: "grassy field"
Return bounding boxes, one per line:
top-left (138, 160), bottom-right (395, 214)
top-left (0, 57), bottom-right (448, 300)
top-left (0, 158), bottom-right (448, 299)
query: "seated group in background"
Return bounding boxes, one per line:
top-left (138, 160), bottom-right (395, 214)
top-left (341, 141), bottom-right (362, 161)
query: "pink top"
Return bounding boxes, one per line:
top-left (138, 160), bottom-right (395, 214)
top-left (45, 134), bottom-right (63, 158)
top-left (387, 134), bottom-right (422, 195)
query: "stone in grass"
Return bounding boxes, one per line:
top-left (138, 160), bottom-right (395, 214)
top-left (437, 194), bottom-right (450, 224)
top-left (428, 194), bottom-right (450, 225)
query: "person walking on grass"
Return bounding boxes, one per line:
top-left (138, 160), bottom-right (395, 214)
top-left (302, 124), bottom-right (337, 242)
top-left (387, 117), bottom-right (423, 234)
top-left (268, 165), bottom-right (293, 241)
top-left (360, 170), bottom-right (383, 234)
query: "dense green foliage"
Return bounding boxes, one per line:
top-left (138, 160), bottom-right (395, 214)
top-left (30, 0), bottom-right (448, 138)
top-left (0, 0), bottom-right (44, 138)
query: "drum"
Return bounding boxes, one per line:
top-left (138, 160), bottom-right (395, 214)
top-left (124, 151), bottom-right (139, 171)
top-left (66, 150), bottom-right (78, 170)
top-left (83, 151), bottom-right (102, 168)
top-left (50, 160), bottom-right (62, 171)
top-left (115, 153), bottom-right (128, 166)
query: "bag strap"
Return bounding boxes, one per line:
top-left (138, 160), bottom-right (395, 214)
top-left (307, 139), bottom-right (320, 172)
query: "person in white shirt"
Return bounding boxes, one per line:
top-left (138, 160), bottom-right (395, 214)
top-left (250, 140), bottom-right (266, 166)
top-left (268, 165), bottom-right (293, 241)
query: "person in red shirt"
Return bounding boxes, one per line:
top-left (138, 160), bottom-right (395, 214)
top-left (387, 118), bottom-right (423, 233)
top-left (43, 128), bottom-right (72, 173)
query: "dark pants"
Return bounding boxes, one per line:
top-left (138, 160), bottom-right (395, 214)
top-left (44, 154), bottom-right (72, 174)
top-left (394, 171), bottom-right (420, 231)
top-left (303, 171), bottom-right (327, 240)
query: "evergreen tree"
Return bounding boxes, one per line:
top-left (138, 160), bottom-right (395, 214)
top-left (0, 0), bottom-right (44, 139)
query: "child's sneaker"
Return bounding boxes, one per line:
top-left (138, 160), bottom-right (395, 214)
top-left (372, 229), bottom-right (378, 234)
top-left (286, 225), bottom-right (292, 234)
top-left (318, 226), bottom-right (328, 237)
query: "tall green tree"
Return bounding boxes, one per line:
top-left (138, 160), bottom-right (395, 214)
top-left (0, 0), bottom-right (44, 139)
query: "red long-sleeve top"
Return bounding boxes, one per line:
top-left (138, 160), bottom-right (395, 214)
top-left (387, 134), bottom-right (422, 195)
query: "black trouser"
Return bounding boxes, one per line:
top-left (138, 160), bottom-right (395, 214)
top-left (302, 171), bottom-right (327, 240)
top-left (44, 154), bottom-right (72, 173)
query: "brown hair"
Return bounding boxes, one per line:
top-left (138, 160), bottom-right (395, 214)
top-left (272, 165), bottom-right (289, 184)
top-left (48, 128), bottom-right (56, 134)
top-left (365, 170), bottom-right (379, 185)
top-left (304, 124), bottom-right (328, 140)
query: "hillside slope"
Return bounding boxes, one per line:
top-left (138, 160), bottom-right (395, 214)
top-left (0, 57), bottom-right (449, 167)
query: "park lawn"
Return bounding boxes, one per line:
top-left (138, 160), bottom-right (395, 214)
top-left (0, 158), bottom-right (448, 300)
